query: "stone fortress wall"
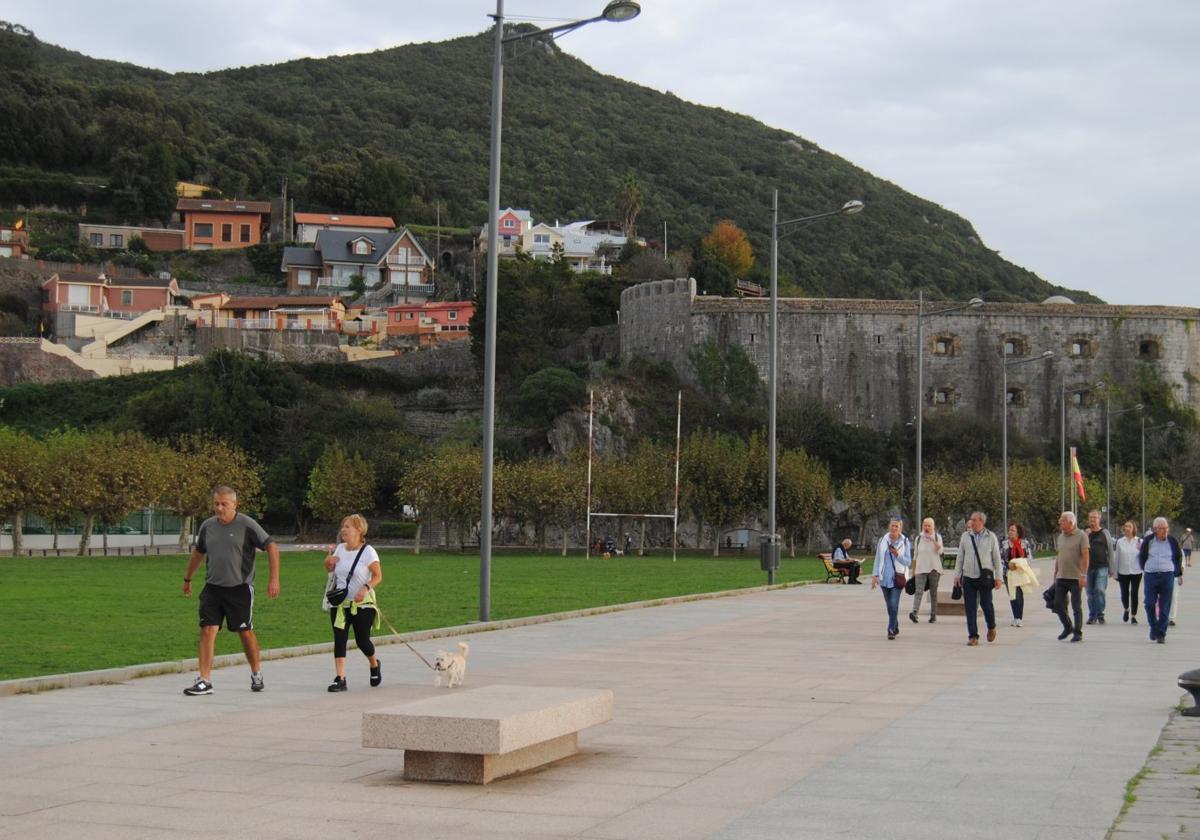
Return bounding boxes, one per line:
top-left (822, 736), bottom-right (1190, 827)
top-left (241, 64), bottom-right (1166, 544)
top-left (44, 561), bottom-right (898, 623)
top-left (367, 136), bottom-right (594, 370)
top-left (619, 278), bottom-right (1200, 442)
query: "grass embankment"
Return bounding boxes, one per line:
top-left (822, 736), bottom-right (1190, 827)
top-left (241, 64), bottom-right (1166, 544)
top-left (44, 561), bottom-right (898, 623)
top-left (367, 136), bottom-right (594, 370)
top-left (0, 550), bottom-right (826, 680)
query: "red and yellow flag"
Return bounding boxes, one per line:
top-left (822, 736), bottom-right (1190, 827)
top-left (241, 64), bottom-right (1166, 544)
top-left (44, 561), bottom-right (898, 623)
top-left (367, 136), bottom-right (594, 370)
top-left (1070, 447), bottom-right (1086, 502)
top-left (12, 218), bottom-right (24, 230)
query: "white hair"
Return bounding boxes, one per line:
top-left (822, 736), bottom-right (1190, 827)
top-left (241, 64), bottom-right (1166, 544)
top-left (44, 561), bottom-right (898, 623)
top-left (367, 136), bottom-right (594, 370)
top-left (1153, 516), bottom-right (1170, 529)
top-left (1060, 511), bottom-right (1076, 525)
top-left (971, 511), bottom-right (987, 524)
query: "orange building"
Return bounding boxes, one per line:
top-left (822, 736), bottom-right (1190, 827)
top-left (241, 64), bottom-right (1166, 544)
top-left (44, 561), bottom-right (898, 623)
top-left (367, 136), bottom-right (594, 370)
top-left (386, 300), bottom-right (474, 346)
top-left (176, 199), bottom-right (271, 251)
top-left (41, 272), bottom-right (179, 316)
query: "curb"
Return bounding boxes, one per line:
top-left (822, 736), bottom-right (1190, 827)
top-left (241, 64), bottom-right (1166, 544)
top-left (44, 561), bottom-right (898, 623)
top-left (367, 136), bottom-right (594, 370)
top-left (0, 578), bottom-right (818, 696)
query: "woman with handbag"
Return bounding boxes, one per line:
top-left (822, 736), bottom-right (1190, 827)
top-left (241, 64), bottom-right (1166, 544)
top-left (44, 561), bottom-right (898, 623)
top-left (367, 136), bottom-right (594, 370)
top-left (1003, 523), bottom-right (1038, 627)
top-left (908, 517), bottom-right (943, 624)
top-left (323, 514), bottom-right (383, 692)
top-left (871, 516), bottom-right (912, 640)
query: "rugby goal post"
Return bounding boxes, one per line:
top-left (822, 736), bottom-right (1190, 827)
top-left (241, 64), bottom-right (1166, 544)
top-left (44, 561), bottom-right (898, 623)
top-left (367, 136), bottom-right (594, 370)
top-left (585, 389), bottom-right (682, 561)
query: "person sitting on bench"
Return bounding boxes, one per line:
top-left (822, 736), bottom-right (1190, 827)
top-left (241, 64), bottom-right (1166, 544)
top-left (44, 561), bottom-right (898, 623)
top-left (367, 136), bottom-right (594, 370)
top-left (832, 538), bottom-right (862, 584)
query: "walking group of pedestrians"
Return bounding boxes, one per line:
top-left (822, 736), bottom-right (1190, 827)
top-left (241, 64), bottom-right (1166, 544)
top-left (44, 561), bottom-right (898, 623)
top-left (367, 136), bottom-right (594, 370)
top-left (179, 486), bottom-right (385, 696)
top-left (867, 508), bottom-right (1188, 647)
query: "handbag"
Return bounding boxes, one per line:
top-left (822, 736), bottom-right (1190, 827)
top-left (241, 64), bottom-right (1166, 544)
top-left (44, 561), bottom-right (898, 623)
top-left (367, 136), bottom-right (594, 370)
top-left (889, 537), bottom-right (908, 590)
top-left (970, 534), bottom-right (995, 588)
top-left (952, 582), bottom-right (963, 600)
top-left (905, 576), bottom-right (916, 595)
top-left (1043, 587), bottom-right (1056, 610)
top-left (325, 544), bottom-right (368, 606)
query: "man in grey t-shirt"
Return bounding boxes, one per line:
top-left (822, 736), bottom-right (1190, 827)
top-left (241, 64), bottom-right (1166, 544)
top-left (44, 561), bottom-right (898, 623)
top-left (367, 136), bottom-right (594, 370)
top-left (181, 486), bottom-right (281, 696)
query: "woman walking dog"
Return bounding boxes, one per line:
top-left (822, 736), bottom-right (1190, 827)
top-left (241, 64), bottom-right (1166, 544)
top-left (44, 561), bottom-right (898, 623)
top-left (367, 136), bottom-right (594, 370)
top-left (323, 514), bottom-right (383, 692)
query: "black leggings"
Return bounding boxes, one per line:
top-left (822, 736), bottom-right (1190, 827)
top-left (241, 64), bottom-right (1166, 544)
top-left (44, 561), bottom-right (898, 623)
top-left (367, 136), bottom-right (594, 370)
top-left (1117, 573), bottom-right (1143, 616)
top-left (330, 607), bottom-right (376, 659)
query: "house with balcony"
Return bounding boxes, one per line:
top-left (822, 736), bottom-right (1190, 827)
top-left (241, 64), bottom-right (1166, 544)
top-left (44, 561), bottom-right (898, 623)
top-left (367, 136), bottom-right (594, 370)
top-left (176, 198), bottom-right (271, 250)
top-left (519, 218), bottom-right (631, 275)
top-left (386, 300), bottom-right (475, 347)
top-left (280, 227), bottom-right (433, 299)
top-left (192, 294), bottom-right (346, 331)
top-left (41, 272), bottom-right (179, 319)
top-left (476, 208), bottom-right (532, 256)
top-left (79, 223), bottom-right (185, 252)
top-left (293, 212), bottom-right (395, 244)
top-left (0, 223), bottom-right (30, 258)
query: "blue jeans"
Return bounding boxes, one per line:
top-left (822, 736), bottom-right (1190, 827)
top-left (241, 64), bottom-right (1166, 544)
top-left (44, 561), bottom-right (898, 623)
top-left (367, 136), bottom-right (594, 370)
top-left (1143, 572), bottom-right (1175, 639)
top-left (962, 576), bottom-right (996, 639)
top-left (881, 585), bottom-right (902, 634)
top-left (1086, 566), bottom-right (1109, 619)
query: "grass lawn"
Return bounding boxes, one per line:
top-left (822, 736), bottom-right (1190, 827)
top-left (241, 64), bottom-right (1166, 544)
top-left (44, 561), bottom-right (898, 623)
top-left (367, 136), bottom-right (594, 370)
top-left (0, 550), bottom-right (828, 681)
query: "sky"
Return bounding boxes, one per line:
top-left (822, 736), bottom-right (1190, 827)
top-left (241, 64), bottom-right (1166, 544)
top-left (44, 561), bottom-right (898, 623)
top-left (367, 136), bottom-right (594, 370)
top-left (2, 0), bottom-right (1197, 306)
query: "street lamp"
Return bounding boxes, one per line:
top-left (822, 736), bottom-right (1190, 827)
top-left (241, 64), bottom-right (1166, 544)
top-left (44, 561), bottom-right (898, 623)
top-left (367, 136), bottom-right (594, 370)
top-left (1002, 349), bottom-right (1054, 531)
top-left (1142, 419), bottom-right (1176, 533)
top-left (1105, 400), bottom-right (1142, 531)
top-left (914, 293), bottom-right (983, 527)
top-left (480, 0), bottom-right (640, 621)
top-left (765, 191), bottom-right (863, 584)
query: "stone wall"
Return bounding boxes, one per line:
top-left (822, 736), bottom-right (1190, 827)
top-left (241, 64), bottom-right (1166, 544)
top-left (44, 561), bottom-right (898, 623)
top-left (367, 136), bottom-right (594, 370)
top-left (0, 339), bottom-right (95, 386)
top-left (620, 279), bottom-right (1200, 442)
top-left (359, 341), bottom-right (476, 379)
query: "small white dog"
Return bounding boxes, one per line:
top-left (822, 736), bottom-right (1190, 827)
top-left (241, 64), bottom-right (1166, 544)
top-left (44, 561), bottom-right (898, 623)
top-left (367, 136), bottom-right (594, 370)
top-left (433, 642), bottom-right (469, 688)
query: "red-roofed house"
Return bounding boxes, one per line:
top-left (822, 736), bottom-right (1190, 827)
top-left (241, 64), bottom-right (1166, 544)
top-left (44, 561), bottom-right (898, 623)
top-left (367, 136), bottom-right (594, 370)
top-left (177, 199), bottom-right (272, 250)
top-left (386, 300), bottom-right (474, 346)
top-left (192, 295), bottom-right (346, 331)
top-left (293, 212), bottom-right (395, 244)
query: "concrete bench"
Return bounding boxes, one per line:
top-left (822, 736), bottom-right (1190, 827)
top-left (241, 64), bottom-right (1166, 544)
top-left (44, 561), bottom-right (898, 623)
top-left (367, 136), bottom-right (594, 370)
top-left (362, 684), bottom-right (613, 784)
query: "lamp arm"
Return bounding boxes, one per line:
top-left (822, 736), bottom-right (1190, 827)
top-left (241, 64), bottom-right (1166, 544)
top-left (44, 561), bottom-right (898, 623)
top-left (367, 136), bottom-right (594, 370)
top-left (501, 14), bottom-right (605, 43)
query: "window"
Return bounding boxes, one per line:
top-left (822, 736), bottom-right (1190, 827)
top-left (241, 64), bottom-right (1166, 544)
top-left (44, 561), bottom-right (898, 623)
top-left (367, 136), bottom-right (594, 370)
top-left (193, 223), bottom-right (213, 238)
top-left (1139, 339), bottom-right (1160, 359)
top-left (874, 335), bottom-right (882, 344)
top-left (240, 224), bottom-right (251, 243)
top-left (221, 224), bottom-right (232, 242)
top-left (110, 234), bottom-right (123, 247)
top-left (1069, 337), bottom-right (1092, 357)
top-left (448, 310), bottom-right (458, 321)
top-left (503, 218), bottom-right (515, 228)
top-left (353, 240), bottom-right (371, 255)
top-left (534, 234), bottom-right (550, 245)
top-left (933, 336), bottom-right (954, 355)
top-left (1005, 387), bottom-right (1024, 406)
top-left (933, 389), bottom-right (951, 404)
top-left (297, 269), bottom-right (312, 287)
top-left (121, 290), bottom-right (133, 306)
top-left (814, 334), bottom-right (822, 345)
top-left (405, 312), bottom-right (414, 320)
top-left (1003, 336), bottom-right (1027, 356)
top-left (90, 233), bottom-right (103, 246)
top-left (1071, 390), bottom-right (1089, 407)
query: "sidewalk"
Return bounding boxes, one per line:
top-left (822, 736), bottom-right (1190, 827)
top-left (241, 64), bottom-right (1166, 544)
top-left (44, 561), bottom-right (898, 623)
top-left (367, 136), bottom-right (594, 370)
top-left (0, 563), bottom-right (1194, 839)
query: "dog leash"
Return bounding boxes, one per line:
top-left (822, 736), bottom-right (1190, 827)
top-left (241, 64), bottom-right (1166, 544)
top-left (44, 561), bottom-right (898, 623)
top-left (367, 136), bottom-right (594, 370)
top-left (373, 604), bottom-right (436, 671)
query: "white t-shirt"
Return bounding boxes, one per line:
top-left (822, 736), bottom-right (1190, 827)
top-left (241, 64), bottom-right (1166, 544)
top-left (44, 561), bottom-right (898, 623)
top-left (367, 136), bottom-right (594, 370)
top-left (325, 543), bottom-right (380, 608)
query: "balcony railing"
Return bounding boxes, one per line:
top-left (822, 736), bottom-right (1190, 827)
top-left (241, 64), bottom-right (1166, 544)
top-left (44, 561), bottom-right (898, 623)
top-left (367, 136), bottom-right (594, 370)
top-left (60, 304), bottom-right (99, 313)
top-left (385, 255), bottom-right (427, 267)
top-left (390, 282), bottom-right (435, 295)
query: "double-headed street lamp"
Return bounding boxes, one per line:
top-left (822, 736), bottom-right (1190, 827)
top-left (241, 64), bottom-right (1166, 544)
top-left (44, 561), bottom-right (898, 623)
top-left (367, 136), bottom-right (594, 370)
top-left (1001, 349), bottom-right (1054, 531)
top-left (1142, 419), bottom-right (1176, 532)
top-left (765, 190), bottom-right (863, 584)
top-left (914, 292), bottom-right (983, 527)
top-left (1105, 400), bottom-right (1142, 531)
top-left (479, 0), bottom-right (640, 621)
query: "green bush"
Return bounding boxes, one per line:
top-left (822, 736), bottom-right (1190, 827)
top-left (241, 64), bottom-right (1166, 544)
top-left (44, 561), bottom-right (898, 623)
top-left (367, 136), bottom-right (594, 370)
top-left (373, 521), bottom-right (418, 539)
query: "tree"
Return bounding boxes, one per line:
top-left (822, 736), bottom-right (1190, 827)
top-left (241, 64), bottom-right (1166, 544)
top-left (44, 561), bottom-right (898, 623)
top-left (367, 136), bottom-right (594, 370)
top-left (305, 441), bottom-right (376, 529)
top-left (614, 173), bottom-right (643, 239)
top-left (840, 477), bottom-right (892, 545)
top-left (700, 220), bottom-right (753, 278)
top-left (680, 430), bottom-right (757, 555)
top-left (71, 431), bottom-right (170, 554)
top-left (515, 367), bottom-right (587, 425)
top-left (0, 427), bottom-right (45, 555)
top-left (921, 468), bottom-right (966, 534)
top-left (497, 458), bottom-right (580, 553)
top-left (162, 435), bottom-right (264, 550)
top-left (776, 447), bottom-right (833, 556)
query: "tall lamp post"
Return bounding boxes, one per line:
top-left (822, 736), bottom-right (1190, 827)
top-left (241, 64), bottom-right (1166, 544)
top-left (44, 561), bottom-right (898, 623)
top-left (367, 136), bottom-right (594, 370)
top-left (1142, 419), bottom-right (1176, 532)
top-left (765, 191), bottom-right (864, 583)
top-left (480, 0), bottom-right (640, 621)
top-left (1001, 350), bottom-right (1054, 531)
top-left (914, 293), bottom-right (983, 528)
top-left (1105, 400), bottom-right (1142, 530)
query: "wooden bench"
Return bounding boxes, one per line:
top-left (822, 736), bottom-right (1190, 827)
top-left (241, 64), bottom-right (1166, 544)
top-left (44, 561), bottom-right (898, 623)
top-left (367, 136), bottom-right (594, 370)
top-left (818, 553), bottom-right (848, 583)
top-left (363, 684), bottom-right (613, 784)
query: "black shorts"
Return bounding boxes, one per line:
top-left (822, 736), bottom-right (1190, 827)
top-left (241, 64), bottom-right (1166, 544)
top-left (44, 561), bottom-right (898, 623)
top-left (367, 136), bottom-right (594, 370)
top-left (198, 583), bottom-right (254, 632)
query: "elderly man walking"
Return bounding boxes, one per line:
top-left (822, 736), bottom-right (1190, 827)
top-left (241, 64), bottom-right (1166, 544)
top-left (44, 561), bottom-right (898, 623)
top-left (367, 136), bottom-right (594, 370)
top-left (1139, 517), bottom-right (1183, 644)
top-left (1085, 510), bottom-right (1115, 625)
top-left (953, 511), bottom-right (1004, 647)
top-left (1053, 511), bottom-right (1089, 642)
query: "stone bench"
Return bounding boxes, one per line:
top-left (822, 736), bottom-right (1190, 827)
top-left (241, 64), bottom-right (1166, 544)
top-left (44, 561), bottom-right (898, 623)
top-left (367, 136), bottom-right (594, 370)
top-left (362, 684), bottom-right (614, 784)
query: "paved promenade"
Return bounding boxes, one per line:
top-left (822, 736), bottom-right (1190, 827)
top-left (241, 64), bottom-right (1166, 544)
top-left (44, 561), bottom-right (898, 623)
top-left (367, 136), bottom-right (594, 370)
top-left (1, 560), bottom-right (1196, 839)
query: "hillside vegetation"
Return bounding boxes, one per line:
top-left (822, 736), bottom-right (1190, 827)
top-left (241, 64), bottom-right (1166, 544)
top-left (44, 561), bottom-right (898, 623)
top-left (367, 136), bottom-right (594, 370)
top-left (0, 21), bottom-right (1096, 303)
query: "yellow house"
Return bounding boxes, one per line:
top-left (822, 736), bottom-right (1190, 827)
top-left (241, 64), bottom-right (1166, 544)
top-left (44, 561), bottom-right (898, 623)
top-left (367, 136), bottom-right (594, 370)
top-left (175, 181), bottom-right (219, 199)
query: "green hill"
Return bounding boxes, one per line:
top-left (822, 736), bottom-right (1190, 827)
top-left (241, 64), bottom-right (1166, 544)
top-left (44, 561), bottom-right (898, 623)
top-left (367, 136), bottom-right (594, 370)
top-left (0, 21), bottom-right (1097, 303)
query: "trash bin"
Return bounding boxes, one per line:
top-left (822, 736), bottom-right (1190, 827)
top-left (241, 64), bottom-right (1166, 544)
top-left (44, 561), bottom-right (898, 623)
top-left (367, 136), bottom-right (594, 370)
top-left (759, 535), bottom-right (780, 572)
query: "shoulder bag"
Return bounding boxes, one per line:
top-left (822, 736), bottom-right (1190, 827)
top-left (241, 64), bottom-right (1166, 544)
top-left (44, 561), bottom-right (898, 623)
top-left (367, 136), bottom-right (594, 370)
top-left (325, 544), bottom-right (368, 606)
top-left (970, 534), bottom-right (995, 588)
top-left (891, 538), bottom-right (907, 591)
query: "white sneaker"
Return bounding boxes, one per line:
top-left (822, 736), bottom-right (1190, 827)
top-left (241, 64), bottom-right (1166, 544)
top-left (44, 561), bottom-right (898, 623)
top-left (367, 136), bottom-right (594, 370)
top-left (1014, 619), bottom-right (1023, 627)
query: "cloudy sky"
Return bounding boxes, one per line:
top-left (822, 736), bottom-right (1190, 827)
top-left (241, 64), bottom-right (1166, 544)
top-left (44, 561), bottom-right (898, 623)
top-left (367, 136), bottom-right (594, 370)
top-left (3, 1), bottom-right (1196, 305)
